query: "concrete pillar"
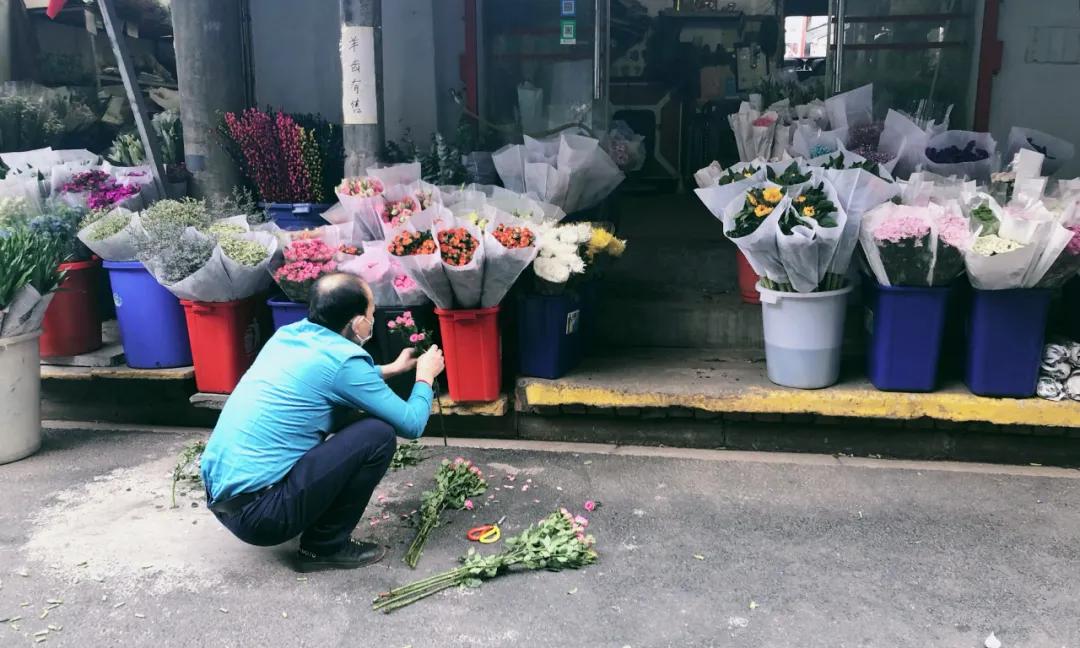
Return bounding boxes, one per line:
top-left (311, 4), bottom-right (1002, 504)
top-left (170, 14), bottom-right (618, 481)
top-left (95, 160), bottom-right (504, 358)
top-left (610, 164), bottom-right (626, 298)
top-left (170, 0), bottom-right (247, 199)
top-left (0, 0), bottom-right (12, 83)
top-left (339, 0), bottom-right (384, 177)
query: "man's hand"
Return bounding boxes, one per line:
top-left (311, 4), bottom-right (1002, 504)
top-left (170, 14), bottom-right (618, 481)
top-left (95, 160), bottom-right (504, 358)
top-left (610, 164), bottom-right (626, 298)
top-left (380, 348), bottom-right (418, 379)
top-left (416, 345), bottom-right (445, 385)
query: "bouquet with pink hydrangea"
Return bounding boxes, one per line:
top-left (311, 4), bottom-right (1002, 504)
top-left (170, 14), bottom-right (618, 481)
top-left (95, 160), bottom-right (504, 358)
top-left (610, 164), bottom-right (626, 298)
top-left (403, 457), bottom-right (488, 569)
top-left (272, 238), bottom-right (337, 302)
top-left (860, 201), bottom-right (973, 287)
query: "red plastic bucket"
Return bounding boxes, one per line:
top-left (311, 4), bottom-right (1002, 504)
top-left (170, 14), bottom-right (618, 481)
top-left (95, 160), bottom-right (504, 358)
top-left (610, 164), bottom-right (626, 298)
top-left (181, 297), bottom-right (271, 394)
top-left (435, 306), bottom-right (501, 402)
top-left (735, 250), bottom-right (761, 305)
top-left (40, 259), bottom-right (103, 358)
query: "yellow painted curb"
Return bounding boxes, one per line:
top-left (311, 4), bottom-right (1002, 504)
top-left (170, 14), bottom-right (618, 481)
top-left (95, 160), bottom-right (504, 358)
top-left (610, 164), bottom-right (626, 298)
top-left (521, 382), bottom-right (1080, 428)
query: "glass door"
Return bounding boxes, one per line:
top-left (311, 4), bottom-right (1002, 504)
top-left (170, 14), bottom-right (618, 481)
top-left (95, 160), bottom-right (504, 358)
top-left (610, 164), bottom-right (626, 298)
top-left (477, 0), bottom-right (610, 146)
top-left (828, 0), bottom-right (980, 127)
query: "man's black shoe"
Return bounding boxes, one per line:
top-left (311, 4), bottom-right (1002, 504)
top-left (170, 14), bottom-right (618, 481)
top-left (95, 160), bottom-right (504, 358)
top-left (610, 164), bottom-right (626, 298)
top-left (296, 539), bottom-right (386, 572)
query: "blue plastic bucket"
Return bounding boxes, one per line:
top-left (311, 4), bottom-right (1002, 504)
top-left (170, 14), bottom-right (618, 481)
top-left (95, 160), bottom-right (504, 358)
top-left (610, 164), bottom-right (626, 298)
top-left (263, 203), bottom-right (331, 231)
top-left (866, 284), bottom-right (951, 392)
top-left (267, 295), bottom-right (308, 331)
top-left (964, 288), bottom-right (1053, 398)
top-left (518, 292), bottom-right (584, 379)
top-left (102, 261), bottom-right (192, 369)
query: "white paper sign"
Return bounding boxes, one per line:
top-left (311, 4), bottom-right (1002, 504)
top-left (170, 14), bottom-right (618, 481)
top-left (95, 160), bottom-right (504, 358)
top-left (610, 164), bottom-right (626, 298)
top-left (340, 25), bottom-right (378, 125)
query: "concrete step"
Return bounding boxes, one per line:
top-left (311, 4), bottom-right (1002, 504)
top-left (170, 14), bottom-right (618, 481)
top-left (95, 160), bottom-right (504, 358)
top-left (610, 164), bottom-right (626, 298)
top-left (596, 291), bottom-right (764, 349)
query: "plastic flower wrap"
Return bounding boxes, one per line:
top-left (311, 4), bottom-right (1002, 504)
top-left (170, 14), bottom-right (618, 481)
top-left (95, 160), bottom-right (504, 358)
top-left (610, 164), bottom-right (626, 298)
top-left (696, 178), bottom-right (790, 289)
top-left (860, 201), bottom-right (973, 287)
top-left (58, 169), bottom-right (142, 212)
top-left (480, 213), bottom-right (539, 308)
top-left (776, 181), bottom-right (847, 292)
top-left (767, 160), bottom-right (813, 186)
top-left (272, 237), bottom-right (336, 302)
top-left (962, 200), bottom-right (1075, 290)
top-left (0, 226), bottom-right (69, 338)
top-left (334, 163), bottom-right (421, 238)
top-left (492, 131), bottom-right (625, 215)
top-left (436, 224), bottom-right (484, 308)
top-left (386, 208), bottom-right (454, 309)
top-left (76, 206), bottom-right (144, 261)
top-left (693, 161), bottom-right (767, 189)
top-left (140, 214), bottom-right (279, 302)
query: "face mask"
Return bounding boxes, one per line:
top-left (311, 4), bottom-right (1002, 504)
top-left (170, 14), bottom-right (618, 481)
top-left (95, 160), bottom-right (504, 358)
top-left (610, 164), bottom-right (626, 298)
top-left (353, 315), bottom-right (373, 346)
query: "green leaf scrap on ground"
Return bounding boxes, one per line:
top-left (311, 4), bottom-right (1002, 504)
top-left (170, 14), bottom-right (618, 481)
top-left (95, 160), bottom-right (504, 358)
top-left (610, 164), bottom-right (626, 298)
top-left (390, 440), bottom-right (427, 471)
top-left (172, 440), bottom-right (207, 507)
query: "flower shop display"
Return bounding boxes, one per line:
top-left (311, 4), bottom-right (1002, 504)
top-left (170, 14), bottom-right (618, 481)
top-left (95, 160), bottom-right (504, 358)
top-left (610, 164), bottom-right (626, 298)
top-left (134, 205), bottom-right (278, 393)
top-left (696, 169), bottom-right (862, 388)
top-left (859, 201), bottom-right (973, 391)
top-left (959, 188), bottom-right (1076, 397)
top-left (403, 457), bottom-right (488, 568)
top-left (222, 108), bottom-right (341, 230)
top-left (382, 198), bottom-right (545, 401)
top-left (1036, 341), bottom-right (1080, 402)
top-left (374, 508), bottom-right (597, 613)
top-left (492, 131), bottom-right (625, 217)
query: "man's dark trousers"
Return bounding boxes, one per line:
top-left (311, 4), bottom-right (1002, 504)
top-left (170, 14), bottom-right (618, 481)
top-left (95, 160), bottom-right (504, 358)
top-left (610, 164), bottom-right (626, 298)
top-left (212, 418), bottom-right (397, 554)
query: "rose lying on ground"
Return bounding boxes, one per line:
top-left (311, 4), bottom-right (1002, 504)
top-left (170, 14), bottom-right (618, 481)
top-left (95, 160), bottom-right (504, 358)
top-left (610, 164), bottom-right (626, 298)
top-left (403, 457), bottom-right (487, 568)
top-left (373, 508), bottom-right (598, 613)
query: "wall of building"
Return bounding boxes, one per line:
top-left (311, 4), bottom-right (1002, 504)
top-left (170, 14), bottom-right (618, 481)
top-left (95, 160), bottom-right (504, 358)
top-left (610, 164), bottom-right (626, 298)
top-left (989, 1), bottom-right (1080, 177)
top-left (248, 0), bottom-right (465, 147)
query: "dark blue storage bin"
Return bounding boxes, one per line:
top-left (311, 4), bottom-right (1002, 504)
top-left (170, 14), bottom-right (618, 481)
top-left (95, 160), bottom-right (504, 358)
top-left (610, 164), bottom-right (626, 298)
top-left (267, 295), bottom-right (308, 331)
top-left (518, 292), bottom-right (584, 379)
top-left (964, 288), bottom-right (1053, 398)
top-left (263, 203), bottom-right (331, 231)
top-left (866, 284), bottom-right (951, 392)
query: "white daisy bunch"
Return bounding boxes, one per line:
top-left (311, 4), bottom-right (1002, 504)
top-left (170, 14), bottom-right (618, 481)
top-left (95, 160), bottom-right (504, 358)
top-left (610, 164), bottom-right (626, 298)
top-left (532, 221), bottom-right (593, 285)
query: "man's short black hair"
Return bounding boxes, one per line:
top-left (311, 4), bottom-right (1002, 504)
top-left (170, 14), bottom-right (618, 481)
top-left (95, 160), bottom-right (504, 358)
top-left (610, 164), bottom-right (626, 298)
top-left (308, 273), bottom-right (371, 333)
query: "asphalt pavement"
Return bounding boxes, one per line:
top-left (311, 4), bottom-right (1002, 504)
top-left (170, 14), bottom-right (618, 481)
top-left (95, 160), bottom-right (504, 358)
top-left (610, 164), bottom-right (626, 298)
top-left (1, 426), bottom-right (1079, 647)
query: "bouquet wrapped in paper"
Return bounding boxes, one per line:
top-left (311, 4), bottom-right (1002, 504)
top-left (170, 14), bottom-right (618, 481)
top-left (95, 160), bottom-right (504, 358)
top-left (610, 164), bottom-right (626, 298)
top-left (386, 207), bottom-right (455, 309)
top-left (493, 132), bottom-right (624, 215)
top-left (963, 200), bottom-right (1077, 289)
top-left (919, 130), bottom-right (997, 183)
top-left (334, 163), bottom-right (423, 239)
top-left (776, 178), bottom-right (849, 292)
top-left (823, 83), bottom-right (874, 132)
top-left (0, 225), bottom-right (68, 338)
top-left (77, 206), bottom-right (144, 261)
top-left (817, 147), bottom-right (899, 223)
top-left (271, 236), bottom-right (338, 302)
top-left (860, 201), bottom-right (973, 287)
top-left (696, 178), bottom-right (791, 288)
top-left (1006, 126), bottom-right (1075, 176)
top-left (388, 202), bottom-right (541, 309)
top-left (791, 123), bottom-right (849, 161)
top-left (879, 108), bottom-right (950, 179)
top-left (340, 243), bottom-right (410, 307)
top-left (134, 200), bottom-right (280, 302)
top-left (693, 160), bottom-right (767, 189)
top-left (727, 102), bottom-right (783, 162)
top-left (54, 167), bottom-right (143, 212)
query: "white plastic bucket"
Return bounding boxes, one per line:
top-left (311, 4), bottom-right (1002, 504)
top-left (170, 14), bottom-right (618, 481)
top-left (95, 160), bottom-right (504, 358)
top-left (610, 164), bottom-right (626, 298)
top-left (757, 282), bottom-right (853, 389)
top-left (0, 332), bottom-right (43, 464)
